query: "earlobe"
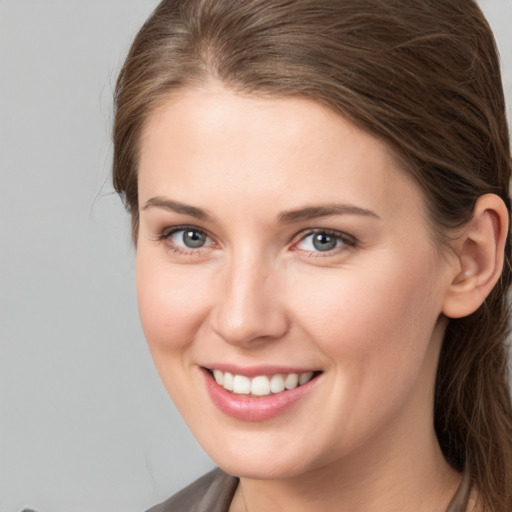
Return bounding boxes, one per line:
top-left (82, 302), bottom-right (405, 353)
top-left (442, 194), bottom-right (509, 319)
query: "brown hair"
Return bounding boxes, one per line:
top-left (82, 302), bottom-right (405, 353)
top-left (113, 1), bottom-right (512, 509)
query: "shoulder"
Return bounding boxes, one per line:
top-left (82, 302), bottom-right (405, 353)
top-left (145, 467), bottom-right (239, 512)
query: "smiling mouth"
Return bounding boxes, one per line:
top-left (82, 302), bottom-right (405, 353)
top-left (206, 369), bottom-right (322, 397)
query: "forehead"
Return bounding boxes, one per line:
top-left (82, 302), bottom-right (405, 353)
top-left (138, 85), bottom-right (427, 226)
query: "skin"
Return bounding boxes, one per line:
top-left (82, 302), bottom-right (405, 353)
top-left (136, 84), bottom-right (468, 512)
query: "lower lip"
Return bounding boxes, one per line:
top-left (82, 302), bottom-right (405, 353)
top-left (202, 369), bottom-right (320, 422)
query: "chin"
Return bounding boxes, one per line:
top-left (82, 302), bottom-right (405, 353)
top-left (216, 455), bottom-right (309, 480)
top-left (197, 431), bottom-right (325, 480)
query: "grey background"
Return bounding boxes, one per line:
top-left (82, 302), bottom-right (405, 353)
top-left (0, 1), bottom-right (511, 511)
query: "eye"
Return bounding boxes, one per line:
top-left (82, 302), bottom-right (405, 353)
top-left (294, 230), bottom-right (354, 254)
top-left (164, 227), bottom-right (213, 250)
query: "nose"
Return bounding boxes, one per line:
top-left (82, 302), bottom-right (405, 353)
top-left (210, 255), bottom-right (290, 347)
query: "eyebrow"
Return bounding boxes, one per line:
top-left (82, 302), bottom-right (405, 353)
top-left (278, 204), bottom-right (380, 223)
top-left (142, 197), bottom-right (380, 224)
top-left (142, 197), bottom-right (212, 221)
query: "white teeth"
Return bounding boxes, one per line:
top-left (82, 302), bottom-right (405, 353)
top-left (251, 376), bottom-right (270, 396)
top-left (270, 374), bottom-right (285, 393)
top-left (284, 373), bottom-right (299, 390)
top-left (232, 375), bottom-right (251, 394)
top-left (211, 369), bottom-right (316, 396)
top-left (213, 369), bottom-right (224, 385)
top-left (223, 372), bottom-right (234, 391)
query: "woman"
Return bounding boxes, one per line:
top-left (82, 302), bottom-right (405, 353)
top-left (113, 1), bottom-right (512, 511)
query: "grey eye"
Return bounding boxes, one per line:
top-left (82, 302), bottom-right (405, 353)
top-left (170, 229), bottom-right (209, 249)
top-left (182, 230), bottom-right (207, 248)
top-left (295, 230), bottom-right (349, 253)
top-left (312, 233), bottom-right (338, 251)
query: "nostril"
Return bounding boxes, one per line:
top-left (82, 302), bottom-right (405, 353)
top-left (211, 304), bottom-right (290, 346)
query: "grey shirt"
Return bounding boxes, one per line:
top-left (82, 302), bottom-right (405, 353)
top-left (146, 468), bottom-right (238, 512)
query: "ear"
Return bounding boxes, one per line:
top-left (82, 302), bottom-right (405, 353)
top-left (442, 194), bottom-right (509, 319)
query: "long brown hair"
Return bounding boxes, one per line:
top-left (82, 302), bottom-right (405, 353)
top-left (112, 1), bottom-right (512, 509)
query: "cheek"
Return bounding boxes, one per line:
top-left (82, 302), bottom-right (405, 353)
top-left (290, 250), bottom-right (442, 389)
top-left (285, 258), bottom-right (444, 455)
top-left (136, 252), bottom-right (211, 354)
top-left (136, 253), bottom-right (216, 415)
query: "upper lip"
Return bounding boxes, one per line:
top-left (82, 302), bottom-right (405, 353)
top-left (202, 364), bottom-right (322, 378)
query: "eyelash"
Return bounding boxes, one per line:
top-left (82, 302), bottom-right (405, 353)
top-left (158, 226), bottom-right (357, 257)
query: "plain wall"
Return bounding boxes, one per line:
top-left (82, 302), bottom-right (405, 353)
top-left (0, 1), bottom-right (511, 511)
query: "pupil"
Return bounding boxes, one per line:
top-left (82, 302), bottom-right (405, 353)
top-left (183, 230), bottom-right (206, 248)
top-left (312, 233), bottom-right (336, 251)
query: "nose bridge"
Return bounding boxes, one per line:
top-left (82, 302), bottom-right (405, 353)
top-left (211, 246), bottom-right (288, 346)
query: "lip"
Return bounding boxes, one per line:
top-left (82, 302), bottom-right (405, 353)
top-left (201, 366), bottom-right (322, 422)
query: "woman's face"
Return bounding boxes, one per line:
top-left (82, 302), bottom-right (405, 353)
top-left (136, 85), bottom-right (456, 479)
